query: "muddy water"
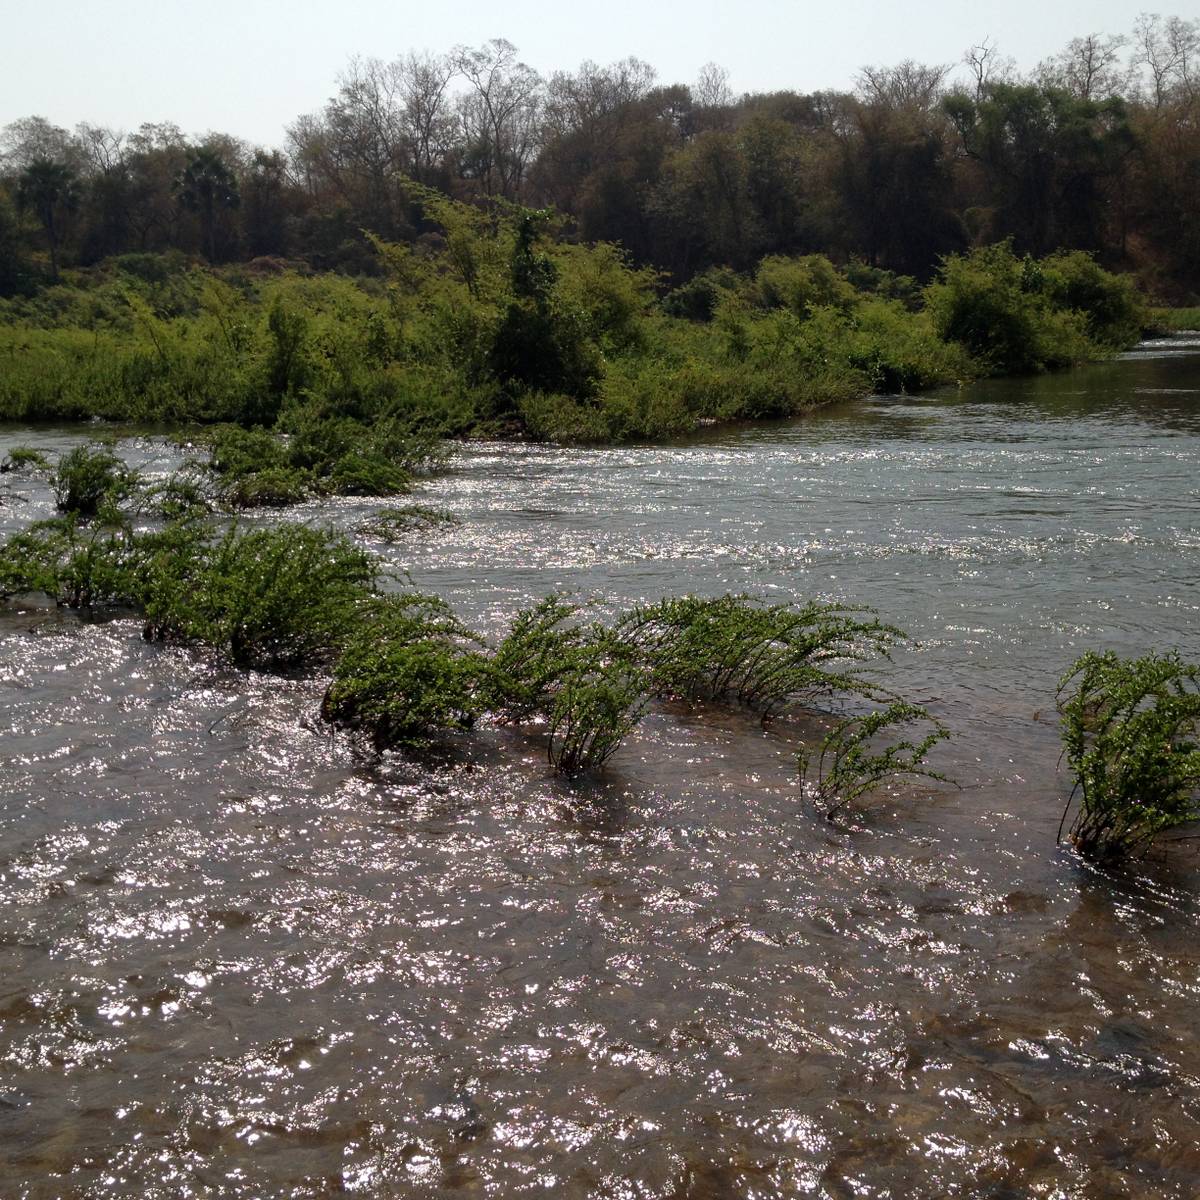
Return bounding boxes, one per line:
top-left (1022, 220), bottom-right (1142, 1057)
top-left (2, 340), bottom-right (1199, 1198)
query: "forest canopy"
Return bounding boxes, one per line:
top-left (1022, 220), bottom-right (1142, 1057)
top-left (2, 16), bottom-right (1199, 300)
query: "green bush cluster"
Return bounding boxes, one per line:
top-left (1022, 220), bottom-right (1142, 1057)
top-left (0, 202), bottom-right (1148, 450)
top-left (924, 242), bottom-right (1145, 374)
top-left (1057, 651), bottom-right (1200, 863)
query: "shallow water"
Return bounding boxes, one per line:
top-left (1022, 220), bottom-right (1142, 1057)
top-left (2, 342), bottom-right (1199, 1198)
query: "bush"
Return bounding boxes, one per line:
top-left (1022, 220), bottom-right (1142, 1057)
top-left (622, 594), bottom-right (905, 719)
top-left (1, 446), bottom-right (49, 473)
top-left (52, 443), bottom-right (137, 517)
top-left (142, 524), bottom-right (377, 669)
top-left (1041, 250), bottom-right (1145, 349)
top-left (750, 255), bottom-right (858, 316)
top-left (799, 702), bottom-right (949, 820)
top-left (358, 505), bottom-right (460, 542)
top-left (485, 596), bottom-right (587, 723)
top-left (925, 242), bottom-right (1108, 374)
top-left (1057, 651), bottom-right (1200, 863)
top-left (321, 593), bottom-right (486, 748)
top-left (546, 630), bottom-right (650, 775)
top-left (662, 267), bottom-right (741, 322)
top-left (0, 517), bottom-right (143, 608)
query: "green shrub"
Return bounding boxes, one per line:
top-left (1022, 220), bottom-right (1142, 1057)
top-left (142, 524), bottom-right (377, 669)
top-left (750, 255), bottom-right (858, 316)
top-left (662, 267), bottom-right (741, 321)
top-left (1057, 651), bottom-right (1200, 863)
top-left (622, 594), bottom-right (905, 719)
top-left (546, 630), bottom-right (650, 775)
top-left (485, 596), bottom-right (587, 723)
top-left (1041, 250), bottom-right (1145, 349)
top-left (0, 517), bottom-right (141, 608)
top-left (1, 446), bottom-right (49, 473)
top-left (52, 443), bottom-right (137, 517)
top-left (321, 593), bottom-right (486, 748)
top-left (799, 702), bottom-right (949, 820)
top-left (482, 597), bottom-right (650, 774)
top-left (358, 505), bottom-right (460, 542)
top-left (925, 242), bottom-right (1105, 374)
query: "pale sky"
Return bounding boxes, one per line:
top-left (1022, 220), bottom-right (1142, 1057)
top-left (0, 0), bottom-right (1168, 147)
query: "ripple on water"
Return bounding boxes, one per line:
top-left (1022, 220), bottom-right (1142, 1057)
top-left (2, 348), bottom-right (1200, 1196)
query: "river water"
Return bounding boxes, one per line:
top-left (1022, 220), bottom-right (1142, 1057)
top-left (2, 340), bottom-right (1199, 1198)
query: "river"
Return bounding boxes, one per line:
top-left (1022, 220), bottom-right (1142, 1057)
top-left (2, 338), bottom-right (1199, 1197)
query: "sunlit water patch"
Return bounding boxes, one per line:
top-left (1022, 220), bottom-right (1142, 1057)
top-left (1, 343), bottom-right (1200, 1197)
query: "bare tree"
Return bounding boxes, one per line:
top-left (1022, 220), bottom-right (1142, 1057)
top-left (963, 38), bottom-right (1016, 100)
top-left (1038, 33), bottom-right (1129, 99)
top-left (1133, 13), bottom-right (1200, 106)
top-left (453, 39), bottom-right (544, 198)
top-left (856, 60), bottom-right (950, 111)
top-left (695, 62), bottom-right (733, 108)
top-left (394, 51), bottom-right (457, 183)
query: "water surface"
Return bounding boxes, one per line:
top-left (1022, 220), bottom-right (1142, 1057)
top-left (2, 342), bottom-right (1199, 1198)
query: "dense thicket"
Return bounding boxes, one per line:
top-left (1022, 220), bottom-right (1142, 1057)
top-left (0, 204), bottom-right (1142, 443)
top-left (2, 17), bottom-right (1199, 299)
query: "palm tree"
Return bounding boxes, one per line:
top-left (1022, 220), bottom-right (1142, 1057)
top-left (16, 159), bottom-right (80, 280)
top-left (174, 148), bottom-right (240, 261)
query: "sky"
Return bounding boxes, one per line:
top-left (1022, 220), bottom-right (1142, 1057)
top-left (0, 0), bottom-right (1166, 147)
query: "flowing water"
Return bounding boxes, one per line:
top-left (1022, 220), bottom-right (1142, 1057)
top-left (2, 339), bottom-right (1199, 1198)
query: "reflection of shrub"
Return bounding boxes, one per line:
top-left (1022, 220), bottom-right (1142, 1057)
top-left (321, 594), bottom-right (485, 748)
top-left (1057, 651), bottom-right (1200, 863)
top-left (799, 702), bottom-right (949, 820)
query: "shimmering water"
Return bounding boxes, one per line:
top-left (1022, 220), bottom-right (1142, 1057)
top-left (2, 340), bottom-right (1199, 1198)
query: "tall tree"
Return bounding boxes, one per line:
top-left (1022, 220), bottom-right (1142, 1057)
top-left (16, 158), bottom-right (80, 279)
top-left (174, 147), bottom-right (240, 261)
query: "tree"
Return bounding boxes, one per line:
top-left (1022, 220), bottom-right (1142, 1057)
top-left (16, 158), bottom-right (80, 279)
top-left (453, 39), bottom-right (544, 198)
top-left (174, 147), bottom-right (240, 260)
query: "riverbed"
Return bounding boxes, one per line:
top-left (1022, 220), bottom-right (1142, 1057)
top-left (2, 339), bottom-right (1199, 1198)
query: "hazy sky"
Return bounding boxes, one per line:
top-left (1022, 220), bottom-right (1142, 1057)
top-left (1, 0), bottom-right (1165, 147)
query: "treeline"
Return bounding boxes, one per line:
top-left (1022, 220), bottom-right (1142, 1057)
top-left (2, 15), bottom-right (1199, 298)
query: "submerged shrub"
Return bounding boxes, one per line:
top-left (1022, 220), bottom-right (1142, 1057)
top-left (358, 505), bottom-right (460, 542)
top-left (485, 596), bottom-right (587, 724)
top-left (799, 702), bottom-right (949, 820)
top-left (142, 524), bottom-right (377, 669)
top-left (622, 594), bottom-right (905, 719)
top-left (1, 446), bottom-right (49, 473)
top-left (0, 517), bottom-right (142, 608)
top-left (321, 593), bottom-right (486, 748)
top-left (545, 630), bottom-right (650, 775)
top-left (52, 443), bottom-right (137, 517)
top-left (1057, 651), bottom-right (1200, 863)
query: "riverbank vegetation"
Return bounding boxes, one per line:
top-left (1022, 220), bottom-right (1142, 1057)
top-left (0, 203), bottom-right (1145, 447)
top-left (5, 447), bottom-right (1198, 852)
